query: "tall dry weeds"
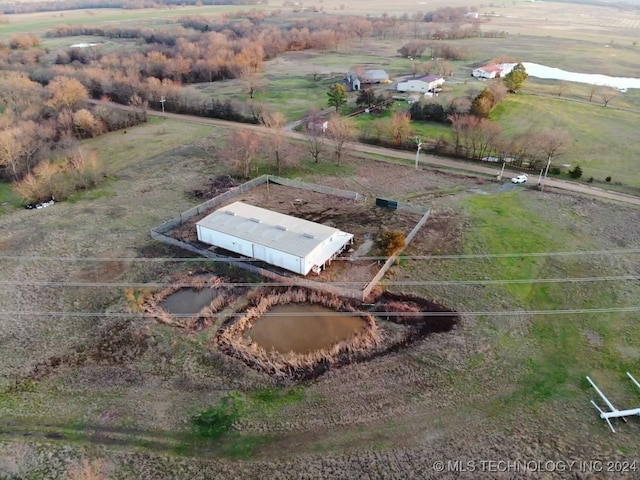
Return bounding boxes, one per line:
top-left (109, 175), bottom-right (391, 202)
top-left (140, 273), bottom-right (231, 330)
top-left (216, 288), bottom-right (382, 377)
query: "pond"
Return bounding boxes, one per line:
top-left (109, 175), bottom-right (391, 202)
top-left (160, 288), bottom-right (218, 315)
top-left (244, 304), bottom-right (367, 354)
top-left (500, 62), bottom-right (640, 90)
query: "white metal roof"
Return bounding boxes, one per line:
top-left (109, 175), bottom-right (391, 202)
top-left (196, 201), bottom-right (353, 258)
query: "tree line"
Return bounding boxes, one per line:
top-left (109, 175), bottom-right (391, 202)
top-left (0, 0), bottom-right (261, 15)
top-left (0, 71), bottom-right (146, 202)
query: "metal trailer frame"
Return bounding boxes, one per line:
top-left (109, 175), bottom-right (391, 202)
top-left (586, 372), bottom-right (640, 433)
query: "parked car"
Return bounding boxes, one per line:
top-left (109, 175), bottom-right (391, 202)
top-left (511, 174), bottom-right (528, 184)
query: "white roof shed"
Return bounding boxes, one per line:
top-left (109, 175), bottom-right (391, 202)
top-left (196, 201), bottom-right (353, 275)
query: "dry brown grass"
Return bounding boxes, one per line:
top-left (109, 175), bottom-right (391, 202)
top-left (66, 458), bottom-right (109, 480)
top-left (216, 288), bottom-right (382, 378)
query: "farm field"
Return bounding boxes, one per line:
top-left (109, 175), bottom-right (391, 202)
top-left (0, 5), bottom-right (269, 36)
top-left (1, 0), bottom-right (640, 477)
top-left (1, 115), bottom-right (640, 477)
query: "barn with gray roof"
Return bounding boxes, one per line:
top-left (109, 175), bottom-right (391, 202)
top-left (196, 201), bottom-right (353, 275)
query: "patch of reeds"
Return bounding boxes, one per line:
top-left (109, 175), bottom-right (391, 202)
top-left (216, 288), bottom-right (382, 379)
top-left (141, 273), bottom-right (230, 330)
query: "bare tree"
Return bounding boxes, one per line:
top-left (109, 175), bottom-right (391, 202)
top-left (304, 115), bottom-right (326, 163)
top-left (326, 115), bottom-right (355, 165)
top-left (241, 67), bottom-right (265, 100)
top-left (0, 127), bottom-right (26, 180)
top-left (389, 111), bottom-right (413, 146)
top-left (534, 129), bottom-right (571, 184)
top-left (588, 84), bottom-right (598, 102)
top-left (599, 86), bottom-right (618, 107)
top-left (260, 111), bottom-right (293, 174)
top-left (555, 81), bottom-right (569, 97)
top-left (219, 129), bottom-right (259, 178)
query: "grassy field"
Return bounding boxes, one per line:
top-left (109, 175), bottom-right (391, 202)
top-left (401, 189), bottom-right (640, 418)
top-left (352, 102), bottom-right (452, 143)
top-left (81, 117), bottom-right (216, 173)
top-left (1, 1), bottom-right (640, 476)
top-left (0, 5), bottom-right (271, 36)
top-left (490, 94), bottom-right (640, 185)
top-left (1, 116), bottom-right (640, 476)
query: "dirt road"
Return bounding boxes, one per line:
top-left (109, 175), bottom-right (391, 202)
top-left (90, 100), bottom-right (640, 207)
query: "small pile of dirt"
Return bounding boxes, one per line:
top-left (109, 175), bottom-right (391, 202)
top-left (189, 175), bottom-right (241, 199)
top-left (375, 291), bottom-right (458, 336)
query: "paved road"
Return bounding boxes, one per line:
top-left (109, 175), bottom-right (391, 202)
top-left (90, 100), bottom-right (640, 207)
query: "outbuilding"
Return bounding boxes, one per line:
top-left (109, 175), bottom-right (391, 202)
top-left (397, 75), bottom-right (445, 93)
top-left (196, 201), bottom-right (354, 275)
top-left (472, 65), bottom-right (503, 79)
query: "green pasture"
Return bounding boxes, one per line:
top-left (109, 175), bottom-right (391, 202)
top-left (402, 190), bottom-right (640, 414)
top-left (352, 102), bottom-right (452, 143)
top-left (457, 191), bottom-right (640, 411)
top-left (189, 75), bottom-right (340, 121)
top-left (0, 181), bottom-right (21, 214)
top-left (490, 94), bottom-right (640, 186)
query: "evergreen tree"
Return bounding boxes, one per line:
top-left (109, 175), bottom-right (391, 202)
top-left (503, 63), bottom-right (528, 93)
top-left (327, 83), bottom-right (347, 112)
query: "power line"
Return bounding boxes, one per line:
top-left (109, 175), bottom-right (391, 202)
top-left (0, 248), bottom-right (638, 262)
top-left (0, 275), bottom-right (637, 289)
top-left (0, 307), bottom-right (638, 318)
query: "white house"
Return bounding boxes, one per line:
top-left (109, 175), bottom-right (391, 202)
top-left (196, 201), bottom-right (353, 276)
top-left (472, 65), bottom-right (503, 79)
top-left (397, 75), bottom-right (445, 93)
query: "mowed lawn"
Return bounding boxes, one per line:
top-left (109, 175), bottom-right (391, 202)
top-left (490, 95), bottom-right (640, 186)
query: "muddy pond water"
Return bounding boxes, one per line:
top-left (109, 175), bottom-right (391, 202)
top-left (244, 304), bottom-right (366, 354)
top-left (160, 288), bottom-right (218, 315)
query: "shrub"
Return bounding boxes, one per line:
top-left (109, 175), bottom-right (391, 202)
top-left (12, 150), bottom-right (105, 204)
top-left (191, 394), bottom-right (243, 440)
top-left (587, 176), bottom-right (593, 183)
top-left (378, 228), bottom-right (407, 257)
top-left (568, 164), bottom-right (583, 179)
top-left (605, 176), bottom-right (612, 183)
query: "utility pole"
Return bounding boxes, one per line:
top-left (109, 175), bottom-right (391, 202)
top-left (415, 139), bottom-right (423, 171)
top-left (497, 161), bottom-right (505, 180)
top-left (541, 155), bottom-right (552, 191)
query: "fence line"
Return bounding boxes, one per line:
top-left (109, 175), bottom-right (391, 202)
top-left (150, 175), bottom-right (429, 301)
top-left (153, 175), bottom-right (269, 234)
top-left (268, 176), bottom-right (363, 201)
top-left (362, 208), bottom-right (431, 300)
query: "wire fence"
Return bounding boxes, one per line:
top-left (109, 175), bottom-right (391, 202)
top-left (149, 175), bottom-right (366, 299)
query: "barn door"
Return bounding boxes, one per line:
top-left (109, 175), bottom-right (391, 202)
top-left (253, 244), bottom-right (267, 261)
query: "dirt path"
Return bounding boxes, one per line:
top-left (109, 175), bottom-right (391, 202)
top-left (88, 99), bottom-right (640, 207)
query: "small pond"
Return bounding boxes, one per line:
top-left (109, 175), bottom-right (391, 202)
top-left (161, 288), bottom-right (218, 315)
top-left (244, 304), bottom-right (367, 354)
